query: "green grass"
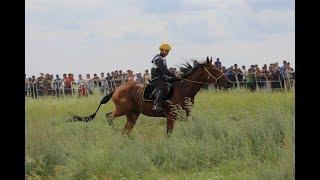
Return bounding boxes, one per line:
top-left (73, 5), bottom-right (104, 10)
top-left (25, 88), bottom-right (295, 179)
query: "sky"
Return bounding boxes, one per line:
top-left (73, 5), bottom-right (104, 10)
top-left (25, 0), bottom-right (295, 76)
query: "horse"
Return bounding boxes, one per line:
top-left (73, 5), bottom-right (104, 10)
top-left (69, 57), bottom-right (232, 135)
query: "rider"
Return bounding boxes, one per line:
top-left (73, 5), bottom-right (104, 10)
top-left (150, 43), bottom-right (177, 111)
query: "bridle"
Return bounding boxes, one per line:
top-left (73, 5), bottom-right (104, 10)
top-left (181, 66), bottom-right (225, 84)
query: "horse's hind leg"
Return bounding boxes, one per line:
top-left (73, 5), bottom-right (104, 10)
top-left (105, 108), bottom-right (124, 127)
top-left (123, 113), bottom-right (140, 135)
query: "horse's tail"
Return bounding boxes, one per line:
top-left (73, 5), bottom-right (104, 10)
top-left (68, 90), bottom-right (115, 122)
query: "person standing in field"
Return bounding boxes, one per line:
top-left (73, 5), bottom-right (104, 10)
top-left (29, 75), bottom-right (36, 98)
top-left (279, 60), bottom-right (287, 79)
top-left (99, 72), bottom-right (107, 95)
top-left (143, 70), bottom-right (151, 85)
top-left (113, 70), bottom-right (122, 87)
top-left (105, 72), bottom-right (113, 92)
top-left (70, 74), bottom-right (77, 95)
top-left (232, 64), bottom-right (242, 87)
top-left (25, 74), bottom-right (29, 96)
top-left (133, 73), bottom-right (143, 83)
top-left (214, 58), bottom-right (222, 69)
top-left (221, 66), bottom-right (227, 74)
top-left (36, 73), bottom-right (45, 97)
top-left (62, 74), bottom-right (69, 95)
top-left (119, 70), bottom-right (125, 84)
top-left (284, 62), bottom-right (294, 89)
top-left (85, 74), bottom-right (94, 95)
top-left (92, 73), bottom-right (100, 90)
top-left (127, 70), bottom-right (134, 82)
top-left (77, 74), bottom-right (87, 97)
top-left (42, 74), bottom-right (52, 96)
top-left (247, 65), bottom-right (256, 91)
top-left (63, 74), bottom-right (73, 96)
top-left (241, 66), bottom-right (248, 84)
top-left (285, 62), bottom-right (294, 79)
top-left (69, 74), bottom-right (76, 95)
top-left (260, 65), bottom-right (269, 89)
top-left (53, 74), bottom-right (62, 97)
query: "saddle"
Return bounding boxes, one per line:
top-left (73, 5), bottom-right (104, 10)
top-left (142, 83), bottom-right (174, 102)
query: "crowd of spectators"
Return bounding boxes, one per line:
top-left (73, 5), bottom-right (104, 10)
top-left (25, 70), bottom-right (151, 98)
top-left (213, 58), bottom-right (295, 91)
top-left (25, 58), bottom-right (295, 98)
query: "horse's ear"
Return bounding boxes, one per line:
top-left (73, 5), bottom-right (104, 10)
top-left (210, 57), bottom-right (213, 64)
top-left (206, 56), bottom-right (209, 63)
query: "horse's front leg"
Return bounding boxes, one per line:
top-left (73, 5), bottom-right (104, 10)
top-left (184, 97), bottom-right (194, 117)
top-left (166, 111), bottom-right (175, 135)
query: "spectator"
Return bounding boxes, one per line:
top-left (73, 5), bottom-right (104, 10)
top-left (30, 75), bottom-right (36, 98)
top-left (26, 77), bottom-right (32, 96)
top-left (119, 70), bottom-right (126, 84)
top-left (143, 70), bottom-right (151, 85)
top-left (63, 74), bottom-right (72, 96)
top-left (284, 62), bottom-right (294, 89)
top-left (233, 64), bottom-right (243, 85)
top-left (225, 66), bottom-right (235, 83)
top-left (70, 74), bottom-right (76, 94)
top-left (77, 74), bottom-right (87, 97)
top-left (274, 62), bottom-right (279, 71)
top-left (53, 74), bottom-right (62, 97)
top-left (286, 62), bottom-right (294, 79)
top-left (221, 66), bottom-right (227, 74)
top-left (242, 65), bottom-right (248, 82)
top-left (127, 70), bottom-right (134, 82)
top-left (113, 70), bottom-right (122, 87)
top-left (259, 66), bottom-right (269, 88)
top-left (247, 67), bottom-right (256, 91)
top-left (42, 74), bottom-right (51, 96)
top-left (36, 73), bottom-right (45, 97)
top-left (25, 74), bottom-right (28, 96)
top-left (278, 61), bottom-right (286, 87)
top-left (62, 74), bottom-right (67, 94)
top-left (134, 73), bottom-right (143, 83)
top-left (85, 74), bottom-right (94, 95)
top-left (92, 73), bottom-right (100, 87)
top-left (269, 64), bottom-right (282, 89)
top-left (214, 58), bottom-right (222, 69)
top-left (105, 72), bottom-right (114, 91)
top-left (99, 72), bottom-right (107, 95)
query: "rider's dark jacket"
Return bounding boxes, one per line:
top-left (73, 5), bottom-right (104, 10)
top-left (151, 54), bottom-right (175, 80)
top-left (150, 53), bottom-right (176, 89)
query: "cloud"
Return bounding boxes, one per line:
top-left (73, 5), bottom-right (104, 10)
top-left (25, 0), bottom-right (295, 76)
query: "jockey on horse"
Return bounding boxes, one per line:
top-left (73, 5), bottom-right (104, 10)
top-left (150, 43), bottom-right (177, 112)
top-left (68, 44), bottom-right (233, 135)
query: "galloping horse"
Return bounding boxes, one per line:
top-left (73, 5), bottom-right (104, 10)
top-left (69, 57), bottom-right (232, 134)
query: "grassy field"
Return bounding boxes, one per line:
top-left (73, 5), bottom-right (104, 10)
top-left (25, 88), bottom-right (295, 179)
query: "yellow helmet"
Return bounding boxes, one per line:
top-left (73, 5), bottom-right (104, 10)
top-left (159, 43), bottom-right (171, 51)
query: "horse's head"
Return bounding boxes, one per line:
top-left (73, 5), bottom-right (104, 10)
top-left (200, 56), bottom-right (232, 88)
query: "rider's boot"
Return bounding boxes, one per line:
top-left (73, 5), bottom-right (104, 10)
top-left (152, 89), bottom-right (165, 111)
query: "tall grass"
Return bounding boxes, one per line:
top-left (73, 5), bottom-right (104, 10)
top-left (25, 89), bottom-right (294, 179)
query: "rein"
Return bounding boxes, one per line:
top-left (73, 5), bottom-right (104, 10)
top-left (181, 67), bottom-right (225, 84)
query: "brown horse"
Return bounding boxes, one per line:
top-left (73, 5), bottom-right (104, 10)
top-left (69, 57), bottom-right (232, 134)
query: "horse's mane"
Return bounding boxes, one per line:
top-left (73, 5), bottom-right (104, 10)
top-left (178, 60), bottom-right (207, 79)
